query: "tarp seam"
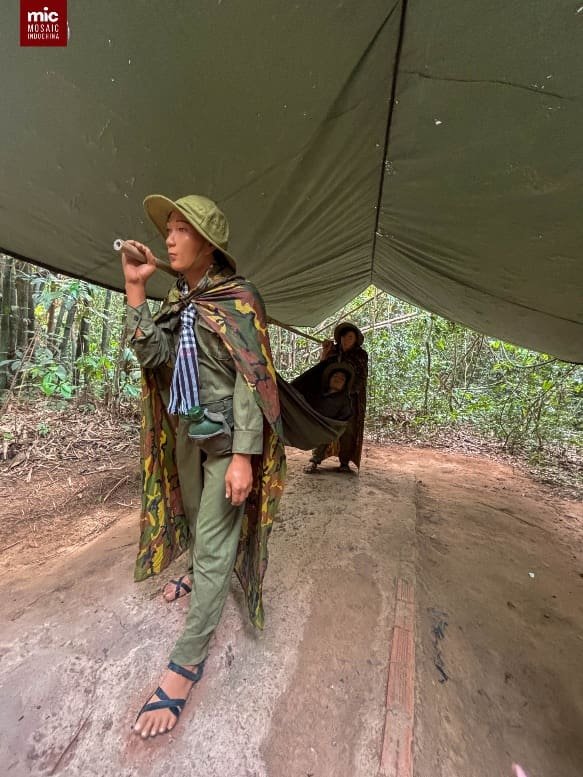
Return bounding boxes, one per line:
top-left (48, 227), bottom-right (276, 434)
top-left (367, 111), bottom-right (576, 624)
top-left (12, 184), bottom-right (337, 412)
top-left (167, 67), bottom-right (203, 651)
top-left (370, 0), bottom-right (409, 284)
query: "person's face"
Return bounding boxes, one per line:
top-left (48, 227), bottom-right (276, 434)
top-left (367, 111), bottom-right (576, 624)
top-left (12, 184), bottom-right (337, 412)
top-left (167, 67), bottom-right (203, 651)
top-left (165, 211), bottom-right (214, 275)
top-left (329, 371), bottom-right (347, 392)
top-left (340, 330), bottom-right (357, 351)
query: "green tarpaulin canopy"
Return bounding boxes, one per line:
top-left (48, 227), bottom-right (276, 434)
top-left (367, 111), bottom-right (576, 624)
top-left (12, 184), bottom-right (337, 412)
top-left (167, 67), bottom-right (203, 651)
top-left (2, 2), bottom-right (582, 361)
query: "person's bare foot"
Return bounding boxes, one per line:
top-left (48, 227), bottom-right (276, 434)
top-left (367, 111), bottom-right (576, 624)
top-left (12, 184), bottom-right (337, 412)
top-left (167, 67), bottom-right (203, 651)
top-left (162, 575), bottom-right (192, 603)
top-left (133, 662), bottom-right (201, 738)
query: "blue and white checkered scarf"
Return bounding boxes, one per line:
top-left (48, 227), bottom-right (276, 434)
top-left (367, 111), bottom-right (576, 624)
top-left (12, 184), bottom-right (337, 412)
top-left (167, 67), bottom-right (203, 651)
top-left (167, 281), bottom-right (200, 415)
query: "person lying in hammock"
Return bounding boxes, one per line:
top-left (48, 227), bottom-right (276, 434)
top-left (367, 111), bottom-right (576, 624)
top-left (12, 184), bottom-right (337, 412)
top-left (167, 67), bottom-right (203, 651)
top-left (309, 363), bottom-right (354, 421)
top-left (291, 362), bottom-right (354, 472)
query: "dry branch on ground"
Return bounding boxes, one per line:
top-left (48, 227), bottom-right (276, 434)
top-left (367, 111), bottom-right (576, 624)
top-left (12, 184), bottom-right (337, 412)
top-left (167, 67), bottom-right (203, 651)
top-left (0, 399), bottom-right (140, 474)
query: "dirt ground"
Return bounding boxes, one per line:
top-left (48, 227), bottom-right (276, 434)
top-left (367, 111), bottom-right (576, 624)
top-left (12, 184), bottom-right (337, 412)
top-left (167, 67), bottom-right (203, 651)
top-left (0, 443), bottom-right (581, 777)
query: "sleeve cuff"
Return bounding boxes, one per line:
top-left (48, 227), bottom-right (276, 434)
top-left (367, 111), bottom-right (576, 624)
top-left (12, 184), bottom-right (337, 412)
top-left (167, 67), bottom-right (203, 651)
top-left (232, 429), bottom-right (264, 455)
top-left (127, 302), bottom-right (156, 340)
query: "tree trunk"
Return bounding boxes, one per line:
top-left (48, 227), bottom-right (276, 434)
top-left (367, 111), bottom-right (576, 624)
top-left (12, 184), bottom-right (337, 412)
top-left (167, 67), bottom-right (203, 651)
top-left (46, 279), bottom-right (57, 346)
top-left (74, 295), bottom-right (91, 387)
top-left (423, 316), bottom-right (434, 415)
top-left (15, 261), bottom-right (30, 352)
top-left (100, 289), bottom-right (112, 356)
top-left (275, 324), bottom-right (281, 367)
top-left (14, 273), bottom-right (24, 352)
top-left (51, 291), bottom-right (68, 354)
top-left (27, 272), bottom-right (36, 343)
top-left (59, 300), bottom-right (78, 364)
top-left (0, 255), bottom-right (15, 390)
top-left (112, 304), bottom-right (128, 408)
top-left (449, 331), bottom-right (458, 412)
top-left (290, 332), bottom-right (296, 372)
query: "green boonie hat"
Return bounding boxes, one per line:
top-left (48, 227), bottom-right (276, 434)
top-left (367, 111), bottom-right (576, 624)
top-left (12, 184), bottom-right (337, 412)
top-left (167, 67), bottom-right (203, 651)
top-left (143, 193), bottom-right (237, 270)
top-left (333, 321), bottom-right (364, 347)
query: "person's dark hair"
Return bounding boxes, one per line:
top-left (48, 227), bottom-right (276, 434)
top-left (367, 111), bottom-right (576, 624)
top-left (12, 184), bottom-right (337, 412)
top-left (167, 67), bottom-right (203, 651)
top-left (213, 249), bottom-right (228, 268)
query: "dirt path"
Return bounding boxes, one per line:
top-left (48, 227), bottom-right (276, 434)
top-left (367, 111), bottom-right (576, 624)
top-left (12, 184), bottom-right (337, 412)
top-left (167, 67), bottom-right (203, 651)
top-left (382, 447), bottom-right (583, 777)
top-left (0, 444), bottom-right (581, 777)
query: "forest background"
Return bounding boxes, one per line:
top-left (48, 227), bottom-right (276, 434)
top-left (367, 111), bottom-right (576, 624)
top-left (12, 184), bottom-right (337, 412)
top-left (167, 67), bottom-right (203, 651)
top-left (1, 254), bottom-right (581, 495)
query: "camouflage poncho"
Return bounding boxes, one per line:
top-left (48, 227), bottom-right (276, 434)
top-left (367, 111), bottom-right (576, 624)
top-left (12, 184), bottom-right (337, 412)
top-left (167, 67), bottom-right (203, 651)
top-left (134, 269), bottom-right (286, 629)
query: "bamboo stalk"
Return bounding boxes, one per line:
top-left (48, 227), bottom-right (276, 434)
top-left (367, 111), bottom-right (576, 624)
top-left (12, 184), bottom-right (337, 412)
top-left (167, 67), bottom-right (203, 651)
top-left (266, 317), bottom-right (324, 344)
top-left (359, 313), bottom-right (422, 333)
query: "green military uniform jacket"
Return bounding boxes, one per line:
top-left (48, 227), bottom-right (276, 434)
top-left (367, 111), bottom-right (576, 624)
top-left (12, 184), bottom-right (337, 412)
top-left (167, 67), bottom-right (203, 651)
top-left (127, 301), bottom-right (263, 455)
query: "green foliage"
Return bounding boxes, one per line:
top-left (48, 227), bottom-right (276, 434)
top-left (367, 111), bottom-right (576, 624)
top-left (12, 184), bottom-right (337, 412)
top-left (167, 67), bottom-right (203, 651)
top-left (0, 263), bottom-right (141, 407)
top-left (270, 286), bottom-right (582, 460)
top-left (24, 348), bottom-right (71, 398)
top-left (2, 259), bottom-right (581, 463)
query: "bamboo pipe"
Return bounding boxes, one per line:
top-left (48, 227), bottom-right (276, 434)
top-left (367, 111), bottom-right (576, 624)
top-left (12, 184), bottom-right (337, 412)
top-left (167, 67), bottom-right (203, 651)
top-left (113, 238), bottom-right (325, 342)
top-left (113, 238), bottom-right (178, 276)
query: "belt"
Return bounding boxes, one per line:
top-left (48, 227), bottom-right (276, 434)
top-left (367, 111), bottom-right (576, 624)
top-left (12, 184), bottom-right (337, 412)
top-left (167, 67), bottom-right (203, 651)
top-left (202, 396), bottom-right (233, 415)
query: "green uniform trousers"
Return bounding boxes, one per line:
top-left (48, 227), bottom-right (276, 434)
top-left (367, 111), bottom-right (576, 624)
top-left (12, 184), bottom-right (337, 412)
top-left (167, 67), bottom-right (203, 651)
top-left (169, 417), bottom-right (244, 667)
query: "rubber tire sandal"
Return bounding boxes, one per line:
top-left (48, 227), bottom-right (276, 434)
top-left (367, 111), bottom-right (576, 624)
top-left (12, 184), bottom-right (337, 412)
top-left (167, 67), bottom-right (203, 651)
top-left (135, 661), bottom-right (205, 734)
top-left (165, 576), bottom-right (192, 602)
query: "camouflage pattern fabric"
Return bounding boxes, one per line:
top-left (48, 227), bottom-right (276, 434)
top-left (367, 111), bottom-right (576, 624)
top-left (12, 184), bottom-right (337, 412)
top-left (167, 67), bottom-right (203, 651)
top-left (134, 269), bottom-right (286, 629)
top-left (136, 365), bottom-right (189, 577)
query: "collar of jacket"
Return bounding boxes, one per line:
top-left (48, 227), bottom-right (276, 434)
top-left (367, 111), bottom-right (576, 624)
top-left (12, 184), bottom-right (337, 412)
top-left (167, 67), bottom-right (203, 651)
top-left (155, 266), bottom-right (245, 322)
